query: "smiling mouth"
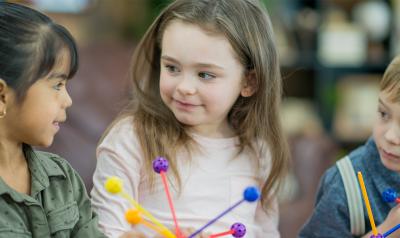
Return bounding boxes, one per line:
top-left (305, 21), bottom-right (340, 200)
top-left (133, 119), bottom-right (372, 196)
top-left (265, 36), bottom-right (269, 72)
top-left (174, 99), bottom-right (198, 107)
top-left (381, 148), bottom-right (400, 160)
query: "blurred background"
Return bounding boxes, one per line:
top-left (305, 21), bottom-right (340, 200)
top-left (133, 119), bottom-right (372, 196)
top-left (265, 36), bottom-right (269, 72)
top-left (6, 0), bottom-right (399, 237)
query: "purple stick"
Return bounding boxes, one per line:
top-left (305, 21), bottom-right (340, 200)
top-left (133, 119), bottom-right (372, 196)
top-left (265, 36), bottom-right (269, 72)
top-left (188, 200), bottom-right (244, 238)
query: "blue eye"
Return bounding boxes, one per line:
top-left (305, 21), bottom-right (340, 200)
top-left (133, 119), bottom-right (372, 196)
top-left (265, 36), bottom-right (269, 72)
top-left (198, 72), bottom-right (215, 80)
top-left (378, 109), bottom-right (389, 121)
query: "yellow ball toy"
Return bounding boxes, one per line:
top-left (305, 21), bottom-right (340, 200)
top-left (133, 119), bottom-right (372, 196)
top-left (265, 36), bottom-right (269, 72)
top-left (105, 176), bottom-right (123, 194)
top-left (125, 209), bottom-right (142, 225)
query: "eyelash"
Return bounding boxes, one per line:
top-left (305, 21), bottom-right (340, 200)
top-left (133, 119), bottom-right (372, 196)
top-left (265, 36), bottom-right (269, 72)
top-left (53, 81), bottom-right (65, 91)
top-left (165, 65), bottom-right (180, 73)
top-left (198, 72), bottom-right (215, 80)
top-left (164, 64), bottom-right (216, 80)
top-left (378, 108), bottom-right (389, 121)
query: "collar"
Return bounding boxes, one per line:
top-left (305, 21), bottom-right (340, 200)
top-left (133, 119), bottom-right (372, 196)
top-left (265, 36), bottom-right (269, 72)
top-left (0, 147), bottom-right (66, 201)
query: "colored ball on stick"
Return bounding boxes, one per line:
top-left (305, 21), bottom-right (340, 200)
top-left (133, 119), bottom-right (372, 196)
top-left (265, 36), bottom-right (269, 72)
top-left (243, 187), bottom-right (260, 202)
top-left (153, 156), bottom-right (169, 173)
top-left (125, 209), bottom-right (142, 225)
top-left (382, 188), bottom-right (398, 203)
top-left (105, 176), bottom-right (123, 194)
top-left (231, 223), bottom-right (246, 238)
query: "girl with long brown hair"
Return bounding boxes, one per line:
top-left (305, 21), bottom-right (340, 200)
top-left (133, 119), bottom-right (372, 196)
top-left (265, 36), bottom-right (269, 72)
top-left (91, 0), bottom-right (289, 237)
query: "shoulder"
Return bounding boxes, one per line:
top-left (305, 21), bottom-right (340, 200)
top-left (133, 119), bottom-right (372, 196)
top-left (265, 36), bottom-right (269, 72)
top-left (96, 115), bottom-right (144, 169)
top-left (33, 150), bottom-right (80, 179)
top-left (319, 163), bottom-right (344, 193)
top-left (97, 116), bottom-right (140, 151)
top-left (100, 116), bottom-right (135, 143)
top-left (347, 138), bottom-right (377, 171)
top-left (298, 163), bottom-right (351, 237)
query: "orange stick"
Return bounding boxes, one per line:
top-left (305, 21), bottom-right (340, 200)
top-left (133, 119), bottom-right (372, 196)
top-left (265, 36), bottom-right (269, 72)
top-left (357, 172), bottom-right (378, 235)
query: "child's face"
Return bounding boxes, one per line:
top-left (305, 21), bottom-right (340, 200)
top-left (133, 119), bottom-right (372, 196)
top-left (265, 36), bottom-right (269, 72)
top-left (373, 89), bottom-right (400, 172)
top-left (5, 48), bottom-right (72, 147)
top-left (159, 20), bottom-right (249, 137)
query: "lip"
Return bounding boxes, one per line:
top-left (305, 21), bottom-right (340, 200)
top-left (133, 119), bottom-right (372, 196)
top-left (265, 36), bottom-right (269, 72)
top-left (173, 99), bottom-right (199, 110)
top-left (381, 148), bottom-right (400, 161)
top-left (53, 122), bottom-right (60, 131)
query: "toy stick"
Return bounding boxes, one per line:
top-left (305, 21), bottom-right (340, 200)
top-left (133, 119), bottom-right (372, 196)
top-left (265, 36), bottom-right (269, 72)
top-left (105, 176), bottom-right (176, 238)
top-left (209, 230), bottom-right (234, 238)
top-left (153, 157), bottom-right (183, 238)
top-left (383, 223), bottom-right (400, 237)
top-left (188, 188), bottom-right (259, 238)
top-left (125, 209), bottom-right (176, 238)
top-left (357, 172), bottom-right (378, 236)
top-left (209, 223), bottom-right (246, 238)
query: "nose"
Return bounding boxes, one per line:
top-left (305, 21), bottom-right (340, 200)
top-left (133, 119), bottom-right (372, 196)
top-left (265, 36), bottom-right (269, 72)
top-left (63, 89), bottom-right (73, 108)
top-left (177, 75), bottom-right (197, 95)
top-left (384, 124), bottom-right (400, 145)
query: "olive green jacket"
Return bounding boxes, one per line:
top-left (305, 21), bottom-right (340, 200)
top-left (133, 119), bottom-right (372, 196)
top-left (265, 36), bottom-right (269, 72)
top-left (0, 149), bottom-right (107, 238)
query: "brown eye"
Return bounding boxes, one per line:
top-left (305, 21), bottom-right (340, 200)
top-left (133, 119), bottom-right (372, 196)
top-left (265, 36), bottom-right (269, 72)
top-left (52, 82), bottom-right (64, 91)
top-left (165, 65), bottom-right (180, 73)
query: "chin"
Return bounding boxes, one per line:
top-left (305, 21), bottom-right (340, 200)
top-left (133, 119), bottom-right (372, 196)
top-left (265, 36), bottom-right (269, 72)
top-left (35, 138), bottom-right (54, 148)
top-left (173, 114), bottom-right (196, 125)
top-left (380, 156), bottom-right (400, 173)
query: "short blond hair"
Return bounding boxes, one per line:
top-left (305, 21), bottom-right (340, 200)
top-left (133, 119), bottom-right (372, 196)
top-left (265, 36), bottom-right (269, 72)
top-left (381, 56), bottom-right (400, 101)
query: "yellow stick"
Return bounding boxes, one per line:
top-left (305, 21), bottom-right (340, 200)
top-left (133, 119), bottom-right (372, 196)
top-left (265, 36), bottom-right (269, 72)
top-left (120, 191), bottom-right (176, 238)
top-left (140, 219), bottom-right (176, 238)
top-left (357, 172), bottom-right (378, 235)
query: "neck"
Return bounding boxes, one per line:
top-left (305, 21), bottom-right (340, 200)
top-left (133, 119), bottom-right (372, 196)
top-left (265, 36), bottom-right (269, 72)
top-left (0, 140), bottom-right (25, 170)
top-left (189, 120), bottom-right (236, 138)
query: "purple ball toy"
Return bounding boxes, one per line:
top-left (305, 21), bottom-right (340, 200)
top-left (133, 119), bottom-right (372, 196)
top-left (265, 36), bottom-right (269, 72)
top-left (370, 234), bottom-right (384, 238)
top-left (153, 157), bottom-right (169, 173)
top-left (231, 222), bottom-right (246, 238)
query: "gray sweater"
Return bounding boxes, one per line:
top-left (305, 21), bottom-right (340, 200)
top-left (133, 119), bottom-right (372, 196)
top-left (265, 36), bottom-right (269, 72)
top-left (299, 138), bottom-right (400, 237)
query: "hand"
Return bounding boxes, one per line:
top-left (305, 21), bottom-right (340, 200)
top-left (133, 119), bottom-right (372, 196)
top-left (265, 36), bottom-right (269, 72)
top-left (362, 204), bottom-right (400, 238)
top-left (179, 227), bottom-right (211, 238)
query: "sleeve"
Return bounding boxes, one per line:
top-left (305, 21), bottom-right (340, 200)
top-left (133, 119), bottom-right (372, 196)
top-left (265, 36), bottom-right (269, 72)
top-left (298, 167), bottom-right (354, 238)
top-left (90, 118), bottom-right (145, 238)
top-left (254, 196), bottom-right (280, 238)
top-left (66, 167), bottom-right (108, 238)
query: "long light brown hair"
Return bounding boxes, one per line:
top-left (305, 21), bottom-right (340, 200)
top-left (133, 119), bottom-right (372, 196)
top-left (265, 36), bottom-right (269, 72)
top-left (110, 0), bottom-right (290, 209)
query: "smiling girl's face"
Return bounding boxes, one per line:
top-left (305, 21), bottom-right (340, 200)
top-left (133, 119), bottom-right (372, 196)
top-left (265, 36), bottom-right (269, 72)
top-left (159, 20), bottom-right (254, 138)
top-left (3, 48), bottom-right (72, 147)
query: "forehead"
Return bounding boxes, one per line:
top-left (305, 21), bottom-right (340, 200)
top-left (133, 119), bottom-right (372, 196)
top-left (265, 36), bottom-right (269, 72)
top-left (161, 20), bottom-right (240, 67)
top-left (51, 48), bottom-right (71, 74)
top-left (379, 90), bottom-right (400, 114)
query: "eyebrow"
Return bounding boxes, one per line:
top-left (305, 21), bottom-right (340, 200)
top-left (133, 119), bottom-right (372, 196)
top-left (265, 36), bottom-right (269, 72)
top-left (161, 55), bottom-right (225, 70)
top-left (378, 98), bottom-right (389, 109)
top-left (48, 72), bottom-right (68, 80)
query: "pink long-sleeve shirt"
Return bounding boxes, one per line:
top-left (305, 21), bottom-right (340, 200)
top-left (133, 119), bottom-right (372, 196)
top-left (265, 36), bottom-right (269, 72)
top-left (90, 117), bottom-right (280, 238)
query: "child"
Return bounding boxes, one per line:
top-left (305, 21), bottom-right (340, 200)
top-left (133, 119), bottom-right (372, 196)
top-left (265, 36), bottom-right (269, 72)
top-left (0, 2), bottom-right (106, 237)
top-left (299, 56), bottom-right (400, 238)
top-left (90, 0), bottom-right (290, 237)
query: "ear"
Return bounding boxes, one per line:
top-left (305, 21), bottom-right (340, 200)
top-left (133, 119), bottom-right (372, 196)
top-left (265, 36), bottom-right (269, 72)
top-left (0, 79), bottom-right (9, 105)
top-left (240, 70), bottom-right (257, 97)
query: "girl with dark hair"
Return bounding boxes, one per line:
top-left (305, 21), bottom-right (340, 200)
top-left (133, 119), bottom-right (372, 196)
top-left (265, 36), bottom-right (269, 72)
top-left (0, 2), bottom-right (106, 237)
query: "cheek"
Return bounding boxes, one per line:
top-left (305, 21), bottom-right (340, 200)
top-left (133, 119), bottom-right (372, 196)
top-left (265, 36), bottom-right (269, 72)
top-left (159, 75), bottom-right (174, 97)
top-left (373, 122), bottom-right (386, 141)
